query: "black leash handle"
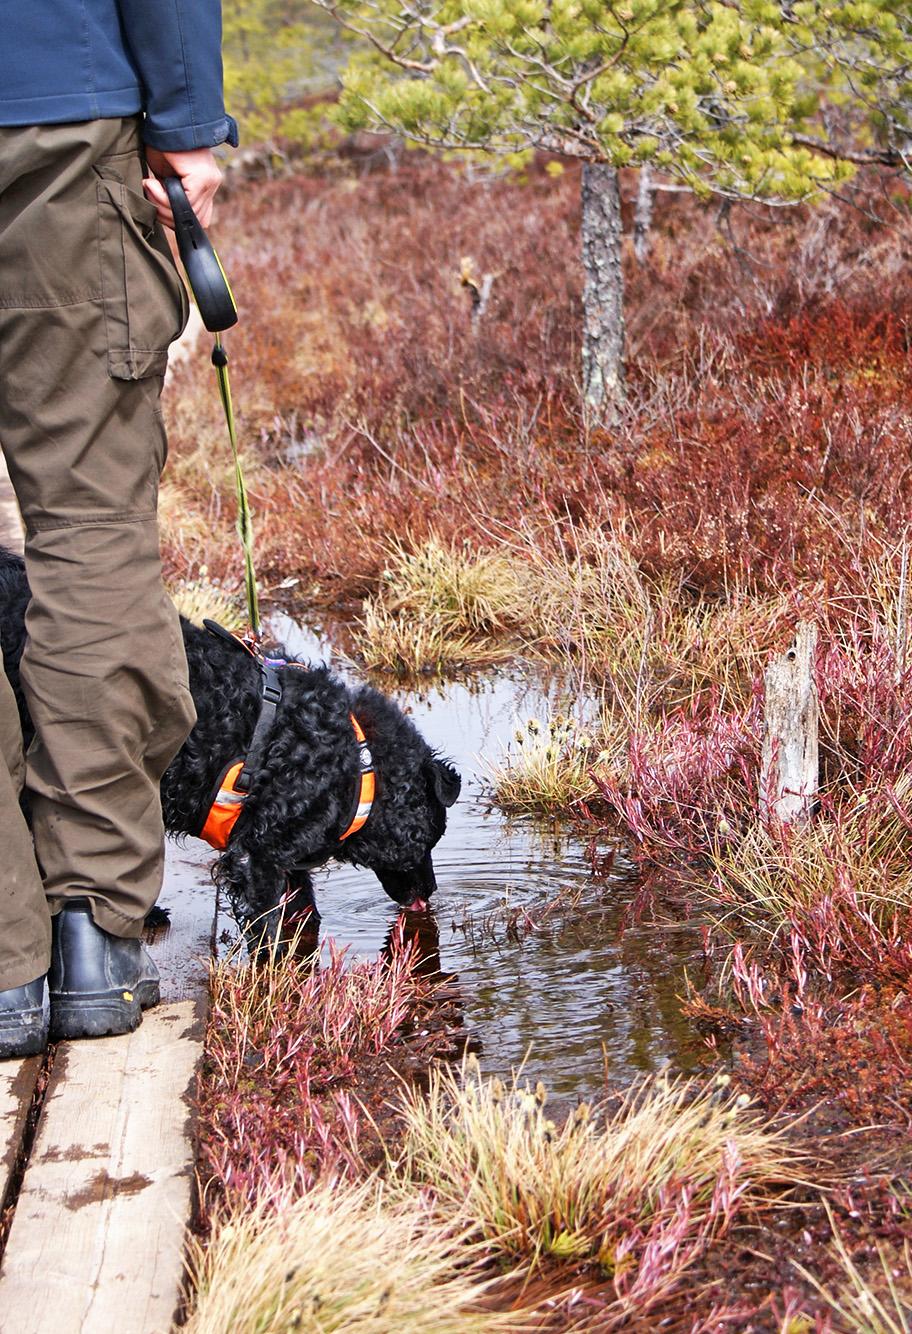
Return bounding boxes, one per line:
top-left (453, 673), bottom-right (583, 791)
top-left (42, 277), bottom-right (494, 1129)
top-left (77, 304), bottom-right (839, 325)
top-left (164, 177), bottom-right (238, 333)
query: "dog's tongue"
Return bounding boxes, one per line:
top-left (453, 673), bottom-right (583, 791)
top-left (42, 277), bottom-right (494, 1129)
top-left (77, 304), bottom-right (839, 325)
top-left (404, 897), bottom-right (428, 912)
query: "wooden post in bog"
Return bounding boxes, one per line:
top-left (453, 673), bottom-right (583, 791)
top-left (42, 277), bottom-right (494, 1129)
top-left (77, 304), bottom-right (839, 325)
top-left (760, 622), bottom-right (819, 828)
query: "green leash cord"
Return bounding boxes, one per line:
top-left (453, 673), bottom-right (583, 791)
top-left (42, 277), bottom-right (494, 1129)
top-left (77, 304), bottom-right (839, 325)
top-left (164, 177), bottom-right (260, 637)
top-left (211, 335), bottom-right (260, 636)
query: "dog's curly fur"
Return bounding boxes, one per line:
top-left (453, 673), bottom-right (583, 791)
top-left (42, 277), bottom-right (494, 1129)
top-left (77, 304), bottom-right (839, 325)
top-left (0, 548), bottom-right (460, 948)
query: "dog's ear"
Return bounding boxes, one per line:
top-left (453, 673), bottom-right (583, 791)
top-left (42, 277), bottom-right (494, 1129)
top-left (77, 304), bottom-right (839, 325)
top-left (425, 756), bottom-right (461, 808)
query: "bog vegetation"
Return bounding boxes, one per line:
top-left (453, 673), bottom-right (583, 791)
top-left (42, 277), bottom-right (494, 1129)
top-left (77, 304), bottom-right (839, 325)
top-left (171, 2), bottom-right (912, 1327)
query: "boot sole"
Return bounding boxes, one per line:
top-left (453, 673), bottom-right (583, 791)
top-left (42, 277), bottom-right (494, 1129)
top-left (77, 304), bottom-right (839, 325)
top-left (49, 979), bottom-right (161, 1043)
top-left (0, 1010), bottom-right (49, 1060)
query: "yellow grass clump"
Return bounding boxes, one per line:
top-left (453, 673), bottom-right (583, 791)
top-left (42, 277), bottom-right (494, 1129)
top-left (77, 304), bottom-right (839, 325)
top-left (185, 1177), bottom-right (532, 1334)
top-left (483, 714), bottom-right (599, 814)
top-left (352, 599), bottom-right (511, 677)
top-left (382, 535), bottom-right (522, 634)
top-left (353, 525), bottom-right (783, 698)
top-left (392, 1058), bottom-right (810, 1272)
top-left (168, 572), bottom-right (245, 632)
top-left (351, 535), bottom-right (522, 676)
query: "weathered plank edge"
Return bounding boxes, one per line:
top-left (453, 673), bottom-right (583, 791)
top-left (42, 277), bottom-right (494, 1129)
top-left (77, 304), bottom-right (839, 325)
top-left (0, 998), bottom-right (206, 1334)
top-left (0, 1058), bottom-right (41, 1217)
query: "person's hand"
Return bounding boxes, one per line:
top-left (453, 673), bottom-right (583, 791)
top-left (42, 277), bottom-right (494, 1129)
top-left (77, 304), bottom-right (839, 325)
top-left (143, 147), bottom-right (223, 229)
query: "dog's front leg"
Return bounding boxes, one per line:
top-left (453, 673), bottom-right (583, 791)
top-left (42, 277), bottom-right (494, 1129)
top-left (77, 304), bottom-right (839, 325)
top-left (215, 848), bottom-right (296, 960)
top-left (249, 875), bottom-right (319, 962)
top-left (216, 849), bottom-right (321, 961)
top-left (273, 868), bottom-right (320, 961)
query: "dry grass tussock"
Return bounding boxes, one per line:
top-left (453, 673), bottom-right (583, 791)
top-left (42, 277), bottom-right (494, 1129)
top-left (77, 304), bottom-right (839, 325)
top-left (352, 599), bottom-right (513, 676)
top-left (168, 573), bottom-right (245, 632)
top-left (381, 535), bottom-right (522, 634)
top-left (392, 1057), bottom-right (810, 1277)
top-left (704, 788), bottom-right (912, 950)
top-left (185, 1177), bottom-right (531, 1334)
top-left (483, 713), bottom-right (601, 815)
top-left (361, 523), bottom-right (781, 721)
top-left (337, 520), bottom-right (787, 702)
top-left (352, 535), bottom-right (519, 675)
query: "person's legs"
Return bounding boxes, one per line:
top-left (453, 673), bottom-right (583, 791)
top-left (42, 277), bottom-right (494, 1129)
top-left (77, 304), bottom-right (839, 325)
top-left (0, 670), bottom-right (49, 990)
top-left (0, 118), bottom-right (195, 972)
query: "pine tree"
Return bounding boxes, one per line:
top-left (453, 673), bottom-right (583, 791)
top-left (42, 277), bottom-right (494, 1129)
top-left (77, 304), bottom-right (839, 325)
top-left (310, 0), bottom-right (853, 422)
top-left (787, 2), bottom-right (912, 169)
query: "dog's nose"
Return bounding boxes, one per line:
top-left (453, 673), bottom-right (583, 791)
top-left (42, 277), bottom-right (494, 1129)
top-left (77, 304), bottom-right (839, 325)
top-left (376, 852), bottom-right (438, 907)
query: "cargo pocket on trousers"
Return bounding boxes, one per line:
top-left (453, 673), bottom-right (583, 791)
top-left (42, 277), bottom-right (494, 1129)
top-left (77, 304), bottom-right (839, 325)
top-left (96, 180), bottom-right (190, 380)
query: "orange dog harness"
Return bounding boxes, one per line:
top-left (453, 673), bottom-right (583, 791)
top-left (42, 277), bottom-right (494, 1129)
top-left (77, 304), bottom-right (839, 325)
top-left (200, 758), bottom-right (248, 850)
top-left (198, 623), bottom-right (376, 852)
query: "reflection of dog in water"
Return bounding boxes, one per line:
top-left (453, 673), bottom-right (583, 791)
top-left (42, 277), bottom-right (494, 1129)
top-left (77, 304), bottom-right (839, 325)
top-left (381, 912), bottom-right (483, 1063)
top-left (0, 547), bottom-right (461, 953)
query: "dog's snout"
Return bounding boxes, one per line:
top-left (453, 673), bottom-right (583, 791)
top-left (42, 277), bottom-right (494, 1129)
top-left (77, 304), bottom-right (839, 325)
top-left (376, 852), bottom-right (438, 907)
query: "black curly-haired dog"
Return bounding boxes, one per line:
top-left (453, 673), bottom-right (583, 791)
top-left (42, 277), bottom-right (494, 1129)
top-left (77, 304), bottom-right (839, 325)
top-left (0, 547), bottom-right (460, 951)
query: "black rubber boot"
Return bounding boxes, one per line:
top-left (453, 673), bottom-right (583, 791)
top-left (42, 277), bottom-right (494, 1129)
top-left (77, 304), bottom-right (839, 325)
top-left (0, 976), bottom-right (49, 1060)
top-left (49, 900), bottom-right (160, 1041)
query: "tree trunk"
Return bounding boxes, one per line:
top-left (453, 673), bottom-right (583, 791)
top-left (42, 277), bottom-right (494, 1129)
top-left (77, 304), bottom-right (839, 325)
top-left (633, 164), bottom-right (654, 266)
top-left (760, 622), bottom-right (819, 828)
top-left (581, 162), bottom-right (625, 422)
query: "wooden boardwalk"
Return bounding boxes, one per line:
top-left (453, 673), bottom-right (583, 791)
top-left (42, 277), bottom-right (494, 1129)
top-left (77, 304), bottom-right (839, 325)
top-left (0, 455), bottom-right (217, 1333)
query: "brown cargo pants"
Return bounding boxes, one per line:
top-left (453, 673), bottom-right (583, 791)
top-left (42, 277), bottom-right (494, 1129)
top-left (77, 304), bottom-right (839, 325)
top-left (0, 117), bottom-right (197, 991)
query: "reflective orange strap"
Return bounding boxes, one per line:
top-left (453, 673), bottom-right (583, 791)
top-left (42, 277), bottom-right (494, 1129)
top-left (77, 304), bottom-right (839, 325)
top-left (339, 714), bottom-right (376, 841)
top-left (200, 759), bottom-right (247, 851)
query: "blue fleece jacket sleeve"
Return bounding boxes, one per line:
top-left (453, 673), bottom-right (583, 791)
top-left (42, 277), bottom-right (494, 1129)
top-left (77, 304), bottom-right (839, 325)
top-left (115, 0), bottom-right (239, 151)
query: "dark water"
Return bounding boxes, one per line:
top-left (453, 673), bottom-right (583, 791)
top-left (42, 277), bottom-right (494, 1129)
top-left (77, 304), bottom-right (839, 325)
top-left (248, 614), bottom-right (710, 1099)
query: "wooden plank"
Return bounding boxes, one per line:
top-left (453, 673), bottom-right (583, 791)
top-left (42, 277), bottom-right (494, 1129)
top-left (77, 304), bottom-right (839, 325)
top-left (0, 846), bottom-right (217, 1331)
top-left (0, 844), bottom-right (213, 1212)
top-left (0, 1059), bottom-right (40, 1210)
top-left (0, 1000), bottom-right (205, 1334)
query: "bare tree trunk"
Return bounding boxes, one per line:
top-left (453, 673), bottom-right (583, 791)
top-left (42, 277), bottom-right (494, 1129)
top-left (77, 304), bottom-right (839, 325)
top-left (760, 622), bottom-right (819, 828)
top-left (581, 162), bottom-right (625, 422)
top-left (633, 164), bottom-right (654, 266)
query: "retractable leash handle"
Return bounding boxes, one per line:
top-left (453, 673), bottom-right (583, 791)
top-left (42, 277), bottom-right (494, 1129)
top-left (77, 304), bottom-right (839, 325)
top-left (163, 176), bottom-right (238, 332)
top-left (162, 176), bottom-right (261, 636)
